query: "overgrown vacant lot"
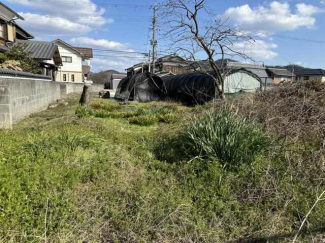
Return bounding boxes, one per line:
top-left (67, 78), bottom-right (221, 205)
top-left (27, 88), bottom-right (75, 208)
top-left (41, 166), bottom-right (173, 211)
top-left (1, 81), bottom-right (325, 242)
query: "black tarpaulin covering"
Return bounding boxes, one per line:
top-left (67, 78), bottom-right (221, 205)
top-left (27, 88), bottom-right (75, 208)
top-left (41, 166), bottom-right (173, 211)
top-left (162, 73), bottom-right (216, 105)
top-left (115, 73), bottom-right (166, 102)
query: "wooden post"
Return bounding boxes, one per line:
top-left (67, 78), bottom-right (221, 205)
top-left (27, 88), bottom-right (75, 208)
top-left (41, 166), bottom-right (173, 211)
top-left (79, 84), bottom-right (91, 106)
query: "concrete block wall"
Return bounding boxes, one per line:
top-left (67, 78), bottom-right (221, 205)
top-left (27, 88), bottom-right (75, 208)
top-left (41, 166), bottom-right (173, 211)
top-left (55, 82), bottom-right (104, 95)
top-left (0, 78), bottom-right (61, 128)
top-left (0, 77), bottom-right (104, 129)
top-left (0, 79), bottom-right (11, 129)
top-left (91, 84), bottom-right (104, 93)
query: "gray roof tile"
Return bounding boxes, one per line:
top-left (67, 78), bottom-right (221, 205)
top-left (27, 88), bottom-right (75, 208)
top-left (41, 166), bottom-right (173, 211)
top-left (15, 40), bottom-right (59, 60)
top-left (0, 68), bottom-right (51, 79)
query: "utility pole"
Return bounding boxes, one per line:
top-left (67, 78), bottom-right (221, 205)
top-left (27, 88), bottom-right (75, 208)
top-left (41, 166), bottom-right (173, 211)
top-left (151, 4), bottom-right (157, 73)
top-left (148, 50), bottom-right (151, 73)
top-left (291, 64), bottom-right (295, 83)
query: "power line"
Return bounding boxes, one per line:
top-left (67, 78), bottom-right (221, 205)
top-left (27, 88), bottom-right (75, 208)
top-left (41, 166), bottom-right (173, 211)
top-left (31, 0), bottom-right (151, 8)
top-left (93, 54), bottom-right (146, 58)
top-left (273, 34), bottom-right (325, 44)
top-left (92, 49), bottom-right (148, 55)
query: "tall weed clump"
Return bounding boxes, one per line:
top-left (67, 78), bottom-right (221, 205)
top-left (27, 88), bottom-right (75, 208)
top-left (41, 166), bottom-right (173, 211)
top-left (186, 107), bottom-right (269, 169)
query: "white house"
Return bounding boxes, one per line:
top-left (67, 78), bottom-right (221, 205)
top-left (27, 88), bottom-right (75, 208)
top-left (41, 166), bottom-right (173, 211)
top-left (52, 39), bottom-right (93, 83)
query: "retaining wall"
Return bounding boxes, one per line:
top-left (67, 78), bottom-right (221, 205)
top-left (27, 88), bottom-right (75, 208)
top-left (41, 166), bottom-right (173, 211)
top-left (0, 77), bottom-right (103, 129)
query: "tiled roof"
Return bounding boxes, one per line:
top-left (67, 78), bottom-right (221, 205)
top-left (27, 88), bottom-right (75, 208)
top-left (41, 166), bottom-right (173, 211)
top-left (295, 69), bottom-right (325, 76)
top-left (75, 47), bottom-right (93, 59)
top-left (0, 2), bottom-right (24, 20)
top-left (0, 68), bottom-right (51, 79)
top-left (267, 68), bottom-right (294, 77)
top-left (15, 40), bottom-right (61, 62)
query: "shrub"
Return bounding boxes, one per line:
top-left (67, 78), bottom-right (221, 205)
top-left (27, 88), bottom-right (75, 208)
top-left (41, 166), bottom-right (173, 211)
top-left (75, 106), bottom-right (94, 118)
top-left (0, 44), bottom-right (42, 74)
top-left (186, 107), bottom-right (269, 170)
top-left (128, 115), bottom-right (158, 126)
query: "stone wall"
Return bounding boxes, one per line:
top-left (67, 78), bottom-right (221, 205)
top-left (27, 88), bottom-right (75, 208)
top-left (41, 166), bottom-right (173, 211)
top-left (0, 77), bottom-right (104, 129)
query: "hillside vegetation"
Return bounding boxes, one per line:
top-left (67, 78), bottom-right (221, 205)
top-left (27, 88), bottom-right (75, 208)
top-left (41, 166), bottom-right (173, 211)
top-left (1, 81), bottom-right (325, 242)
top-left (90, 70), bottom-right (120, 85)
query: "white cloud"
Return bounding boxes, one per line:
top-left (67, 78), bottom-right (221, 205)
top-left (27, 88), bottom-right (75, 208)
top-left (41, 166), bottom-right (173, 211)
top-left (231, 40), bottom-right (278, 60)
top-left (92, 57), bottom-right (144, 73)
top-left (9, 0), bottom-right (113, 36)
top-left (225, 1), bottom-right (320, 34)
top-left (70, 37), bottom-right (127, 50)
top-left (296, 3), bottom-right (320, 16)
top-left (70, 37), bottom-right (146, 72)
top-left (19, 13), bottom-right (91, 36)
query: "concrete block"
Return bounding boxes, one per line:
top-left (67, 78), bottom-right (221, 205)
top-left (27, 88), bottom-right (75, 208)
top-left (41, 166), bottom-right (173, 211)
top-left (0, 95), bottom-right (9, 104)
top-left (0, 85), bottom-right (9, 95)
top-left (0, 104), bottom-right (10, 113)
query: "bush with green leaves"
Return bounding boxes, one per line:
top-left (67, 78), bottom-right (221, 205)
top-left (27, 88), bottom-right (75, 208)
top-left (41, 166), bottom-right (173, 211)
top-left (186, 107), bottom-right (269, 170)
top-left (0, 44), bottom-right (42, 74)
top-left (75, 106), bottom-right (94, 118)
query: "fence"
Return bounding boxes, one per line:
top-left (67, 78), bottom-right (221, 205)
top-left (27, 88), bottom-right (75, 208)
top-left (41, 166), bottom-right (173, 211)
top-left (0, 71), bottom-right (103, 129)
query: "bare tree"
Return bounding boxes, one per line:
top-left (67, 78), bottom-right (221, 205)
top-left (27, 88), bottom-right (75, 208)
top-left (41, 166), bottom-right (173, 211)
top-left (159, 0), bottom-right (254, 99)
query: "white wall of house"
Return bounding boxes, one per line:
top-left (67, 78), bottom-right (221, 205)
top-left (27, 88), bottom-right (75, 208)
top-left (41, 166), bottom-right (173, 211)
top-left (56, 42), bottom-right (82, 72)
top-left (45, 42), bottom-right (84, 82)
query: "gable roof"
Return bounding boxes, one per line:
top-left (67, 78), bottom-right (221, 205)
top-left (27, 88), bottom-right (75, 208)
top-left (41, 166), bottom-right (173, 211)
top-left (53, 39), bottom-right (93, 59)
top-left (0, 2), bottom-right (24, 20)
top-left (227, 62), bottom-right (270, 80)
top-left (295, 69), bottom-right (325, 76)
top-left (15, 40), bottom-right (62, 65)
top-left (74, 47), bottom-right (93, 59)
top-left (52, 39), bottom-right (82, 56)
top-left (267, 68), bottom-right (294, 77)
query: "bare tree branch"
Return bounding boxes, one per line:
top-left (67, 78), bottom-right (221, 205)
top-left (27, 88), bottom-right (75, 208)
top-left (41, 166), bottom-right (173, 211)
top-left (159, 0), bottom-right (255, 99)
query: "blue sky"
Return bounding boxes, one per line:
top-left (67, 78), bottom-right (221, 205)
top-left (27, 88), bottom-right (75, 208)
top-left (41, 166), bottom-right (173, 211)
top-left (3, 0), bottom-right (325, 72)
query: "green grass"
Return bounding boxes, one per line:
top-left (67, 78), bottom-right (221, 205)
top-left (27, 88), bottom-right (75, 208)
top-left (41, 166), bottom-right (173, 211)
top-left (76, 99), bottom-right (180, 126)
top-left (1, 93), bottom-right (325, 242)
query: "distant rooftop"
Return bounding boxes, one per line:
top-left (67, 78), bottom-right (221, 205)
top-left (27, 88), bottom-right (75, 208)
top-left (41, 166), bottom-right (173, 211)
top-left (74, 47), bottom-right (93, 59)
top-left (227, 62), bottom-right (266, 69)
top-left (268, 68), bottom-right (294, 77)
top-left (295, 69), bottom-right (325, 76)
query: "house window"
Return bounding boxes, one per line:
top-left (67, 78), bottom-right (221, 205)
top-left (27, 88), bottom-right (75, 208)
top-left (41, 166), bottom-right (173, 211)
top-left (303, 76), bottom-right (309, 81)
top-left (63, 74), bottom-right (67, 81)
top-left (71, 74), bottom-right (75, 82)
top-left (0, 21), bottom-right (7, 39)
top-left (62, 56), bottom-right (72, 63)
